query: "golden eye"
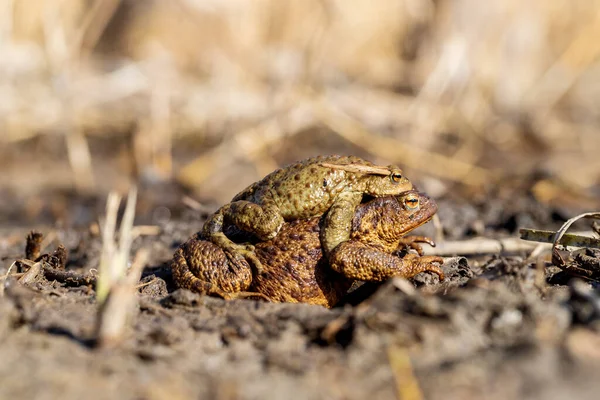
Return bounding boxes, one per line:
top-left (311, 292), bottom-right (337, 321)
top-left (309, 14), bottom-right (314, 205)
top-left (404, 195), bottom-right (419, 210)
top-left (390, 172), bottom-right (403, 183)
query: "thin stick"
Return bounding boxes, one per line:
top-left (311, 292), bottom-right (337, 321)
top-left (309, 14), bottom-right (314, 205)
top-left (550, 212), bottom-right (600, 270)
top-left (44, 268), bottom-right (97, 287)
top-left (421, 237), bottom-right (542, 256)
top-left (319, 163), bottom-right (396, 176)
top-left (131, 225), bottom-right (161, 238)
top-left (181, 196), bottom-right (215, 214)
top-left (135, 277), bottom-right (158, 290)
top-left (520, 228), bottom-right (600, 249)
top-left (551, 213), bottom-right (600, 249)
top-left (387, 345), bottom-right (424, 400)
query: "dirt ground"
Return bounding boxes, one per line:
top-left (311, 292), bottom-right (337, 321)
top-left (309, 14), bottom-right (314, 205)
top-left (1, 182), bottom-right (600, 400)
top-left (2, 1), bottom-right (600, 399)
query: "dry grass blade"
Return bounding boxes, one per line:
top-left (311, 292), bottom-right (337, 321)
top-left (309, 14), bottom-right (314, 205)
top-left (96, 248), bottom-right (148, 349)
top-left (74, 0), bottom-right (122, 60)
top-left (551, 213), bottom-right (600, 250)
top-left (97, 187), bottom-right (138, 298)
top-left (181, 196), bottom-right (215, 214)
top-left (116, 186), bottom-right (138, 280)
top-left (131, 225), bottom-right (161, 239)
top-left (526, 9), bottom-right (600, 112)
top-left (387, 345), bottom-right (423, 400)
top-left (312, 96), bottom-right (493, 187)
top-left (18, 260), bottom-right (43, 285)
top-left (0, 261), bottom-right (19, 297)
top-left (319, 162), bottom-right (395, 176)
top-left (2, 261), bottom-right (18, 280)
top-left (422, 237), bottom-right (541, 256)
top-left (520, 228), bottom-right (600, 249)
top-left (94, 186), bottom-right (149, 348)
top-left (66, 131), bottom-right (96, 192)
top-left (96, 191), bottom-right (121, 303)
top-left (550, 212), bottom-right (600, 272)
top-left (177, 104), bottom-right (315, 188)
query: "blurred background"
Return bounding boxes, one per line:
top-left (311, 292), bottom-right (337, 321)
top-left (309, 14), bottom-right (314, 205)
top-left (1, 0), bottom-right (599, 227)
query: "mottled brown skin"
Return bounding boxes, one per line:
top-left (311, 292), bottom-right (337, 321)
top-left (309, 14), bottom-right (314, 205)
top-left (201, 155), bottom-right (413, 272)
top-left (171, 190), bottom-right (443, 307)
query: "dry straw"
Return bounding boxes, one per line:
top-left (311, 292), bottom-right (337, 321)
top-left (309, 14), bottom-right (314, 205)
top-left (95, 186), bottom-right (148, 348)
top-left (0, 0), bottom-right (598, 204)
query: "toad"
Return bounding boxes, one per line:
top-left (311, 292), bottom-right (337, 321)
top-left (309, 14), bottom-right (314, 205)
top-left (172, 190), bottom-right (443, 307)
top-left (202, 155), bottom-right (413, 272)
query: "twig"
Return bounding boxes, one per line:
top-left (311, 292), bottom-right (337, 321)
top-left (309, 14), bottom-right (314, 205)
top-left (135, 277), bottom-right (158, 290)
top-left (551, 214), bottom-right (600, 248)
top-left (131, 225), bottom-right (161, 238)
top-left (320, 162), bottom-right (396, 176)
top-left (10, 256), bottom-right (95, 287)
top-left (432, 214), bottom-right (445, 243)
top-left (44, 268), bottom-right (97, 287)
top-left (520, 228), bottom-right (600, 249)
top-left (422, 237), bottom-right (542, 256)
top-left (181, 196), bottom-right (216, 214)
top-left (387, 345), bottom-right (424, 400)
top-left (550, 212), bottom-right (600, 272)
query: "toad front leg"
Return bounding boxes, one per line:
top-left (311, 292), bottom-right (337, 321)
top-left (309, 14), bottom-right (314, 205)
top-left (320, 191), bottom-right (364, 257)
top-left (329, 240), bottom-right (445, 281)
top-left (202, 199), bottom-right (285, 274)
top-left (396, 235), bottom-right (437, 256)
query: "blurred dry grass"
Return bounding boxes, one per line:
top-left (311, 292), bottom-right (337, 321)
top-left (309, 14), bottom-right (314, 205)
top-left (1, 0), bottom-right (599, 212)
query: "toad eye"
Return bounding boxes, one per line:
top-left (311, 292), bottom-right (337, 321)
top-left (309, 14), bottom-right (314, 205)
top-left (390, 172), bottom-right (403, 183)
top-left (404, 195), bottom-right (420, 210)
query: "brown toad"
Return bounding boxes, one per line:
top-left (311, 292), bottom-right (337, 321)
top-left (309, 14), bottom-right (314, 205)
top-left (202, 155), bottom-right (413, 271)
top-left (172, 190), bottom-right (443, 307)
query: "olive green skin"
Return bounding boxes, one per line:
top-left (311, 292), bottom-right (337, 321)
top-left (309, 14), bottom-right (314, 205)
top-left (202, 155), bottom-right (413, 270)
top-left (172, 190), bottom-right (444, 308)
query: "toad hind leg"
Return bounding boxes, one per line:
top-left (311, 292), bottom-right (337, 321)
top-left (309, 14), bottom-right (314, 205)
top-left (170, 240), bottom-right (271, 301)
top-left (204, 201), bottom-right (285, 240)
top-left (202, 201), bottom-right (285, 274)
top-left (329, 240), bottom-right (445, 281)
top-left (209, 231), bottom-right (265, 275)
